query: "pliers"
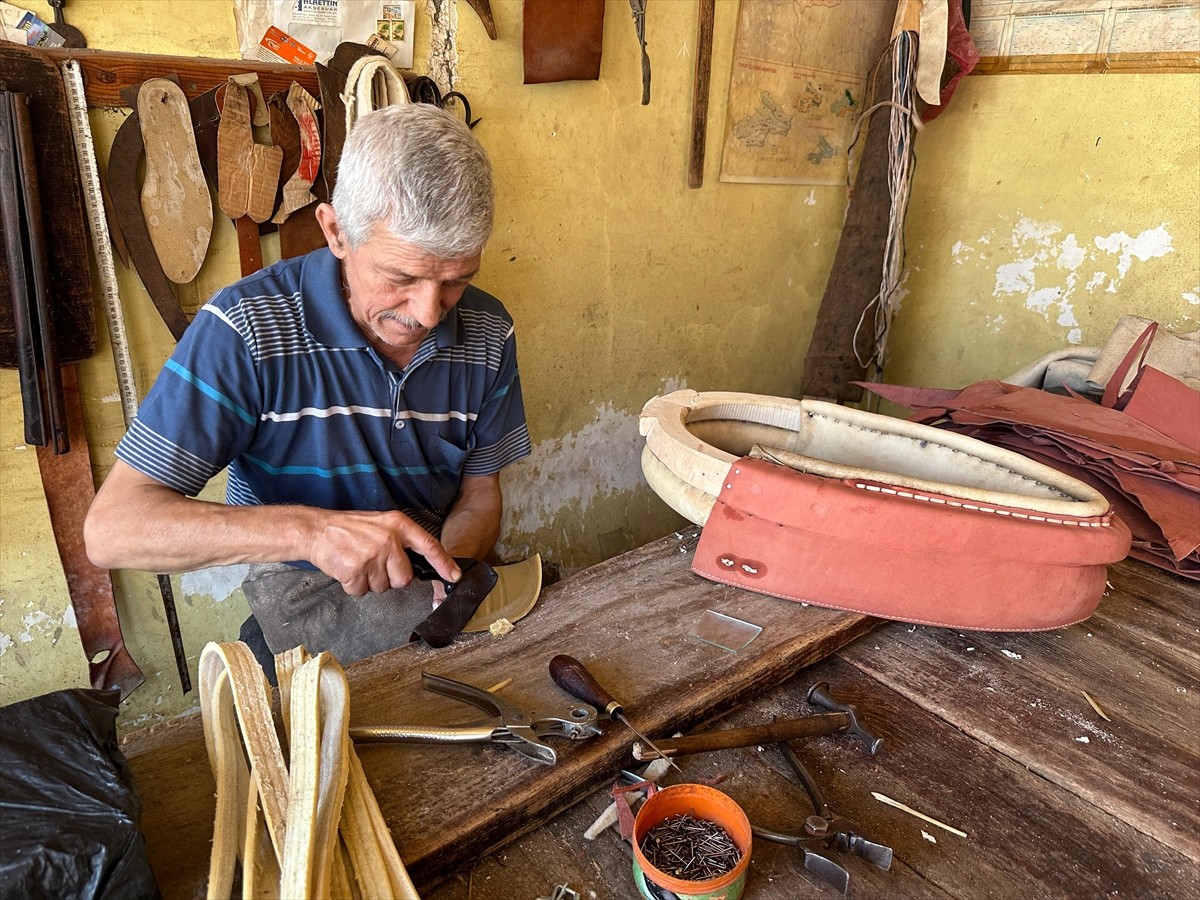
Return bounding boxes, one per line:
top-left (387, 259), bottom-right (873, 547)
top-left (349, 672), bottom-right (602, 765)
top-left (752, 742), bottom-right (893, 895)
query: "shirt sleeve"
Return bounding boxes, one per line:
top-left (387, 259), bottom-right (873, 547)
top-left (114, 300), bottom-right (261, 496)
top-left (462, 325), bottom-right (532, 477)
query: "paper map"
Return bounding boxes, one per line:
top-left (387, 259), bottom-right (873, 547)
top-left (719, 0), bottom-right (894, 185)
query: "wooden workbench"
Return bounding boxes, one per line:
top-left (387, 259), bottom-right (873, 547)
top-left (120, 532), bottom-right (876, 897)
top-left (425, 559), bottom-right (1200, 899)
top-left (120, 539), bottom-right (1198, 898)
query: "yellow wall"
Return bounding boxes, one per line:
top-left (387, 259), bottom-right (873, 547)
top-left (1, 0), bottom-right (1197, 728)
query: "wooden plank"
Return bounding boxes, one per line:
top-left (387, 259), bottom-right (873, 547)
top-left (38, 47), bottom-right (319, 108)
top-left (972, 51), bottom-right (1200, 76)
top-left (838, 560), bottom-right (1200, 864)
top-left (430, 654), bottom-right (1200, 898)
top-left (121, 535), bottom-right (874, 897)
top-left (1097, 563), bottom-right (1200, 667)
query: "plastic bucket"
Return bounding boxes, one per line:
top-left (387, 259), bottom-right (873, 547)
top-left (631, 783), bottom-right (752, 900)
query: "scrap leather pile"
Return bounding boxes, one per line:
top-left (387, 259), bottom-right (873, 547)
top-left (866, 379), bottom-right (1200, 580)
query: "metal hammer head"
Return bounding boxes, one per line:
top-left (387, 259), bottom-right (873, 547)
top-left (806, 682), bottom-right (883, 755)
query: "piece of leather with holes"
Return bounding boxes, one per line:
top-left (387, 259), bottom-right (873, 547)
top-left (36, 365), bottom-right (144, 699)
top-left (110, 81), bottom-right (190, 341)
top-left (523, 0), bottom-right (605, 84)
top-left (692, 456), bottom-right (1131, 632)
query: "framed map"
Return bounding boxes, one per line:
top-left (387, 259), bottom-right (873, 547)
top-left (719, 0), bottom-right (894, 185)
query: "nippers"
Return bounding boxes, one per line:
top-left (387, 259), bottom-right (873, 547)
top-left (349, 672), bottom-right (602, 766)
top-left (752, 742), bottom-right (893, 895)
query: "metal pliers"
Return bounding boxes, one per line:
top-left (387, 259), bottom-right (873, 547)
top-left (349, 672), bottom-right (602, 765)
top-left (752, 742), bottom-right (894, 895)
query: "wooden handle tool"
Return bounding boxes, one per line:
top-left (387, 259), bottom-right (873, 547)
top-left (549, 654), bottom-right (683, 774)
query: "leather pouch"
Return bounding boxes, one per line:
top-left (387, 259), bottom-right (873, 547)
top-left (693, 456), bottom-right (1131, 632)
top-left (523, 0), bottom-right (606, 84)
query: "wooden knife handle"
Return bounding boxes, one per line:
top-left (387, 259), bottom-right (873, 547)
top-left (549, 654), bottom-right (621, 719)
top-left (632, 712), bottom-right (851, 760)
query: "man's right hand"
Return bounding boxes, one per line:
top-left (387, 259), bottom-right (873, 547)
top-left (308, 509), bottom-right (462, 597)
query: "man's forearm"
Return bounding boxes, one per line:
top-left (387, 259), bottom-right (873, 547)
top-left (85, 461), bottom-right (461, 595)
top-left (438, 474), bottom-right (503, 561)
top-left (85, 479), bottom-right (326, 573)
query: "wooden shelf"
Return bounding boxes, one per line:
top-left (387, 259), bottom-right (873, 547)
top-left (40, 47), bottom-right (320, 107)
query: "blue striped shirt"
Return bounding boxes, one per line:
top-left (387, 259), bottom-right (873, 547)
top-left (115, 248), bottom-right (531, 536)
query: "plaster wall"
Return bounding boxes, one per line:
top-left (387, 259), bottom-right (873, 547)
top-left (1, 1), bottom-right (1197, 728)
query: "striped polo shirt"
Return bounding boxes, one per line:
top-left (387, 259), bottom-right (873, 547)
top-left (115, 247), bottom-right (531, 536)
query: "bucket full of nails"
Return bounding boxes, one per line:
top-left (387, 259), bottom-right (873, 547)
top-left (632, 783), bottom-right (752, 900)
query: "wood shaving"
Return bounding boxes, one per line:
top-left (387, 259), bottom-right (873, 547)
top-left (1081, 689), bottom-right (1112, 721)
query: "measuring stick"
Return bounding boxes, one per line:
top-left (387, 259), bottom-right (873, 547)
top-left (62, 60), bottom-right (191, 693)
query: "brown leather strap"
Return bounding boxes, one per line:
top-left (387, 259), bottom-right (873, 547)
top-left (36, 365), bottom-right (145, 699)
top-left (316, 42), bottom-right (387, 198)
top-left (108, 84), bottom-right (190, 341)
top-left (800, 71), bottom-right (894, 402)
top-left (523, 0), bottom-right (605, 84)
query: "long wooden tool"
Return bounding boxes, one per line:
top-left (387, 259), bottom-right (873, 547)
top-left (688, 0), bottom-right (716, 188)
top-left (632, 713), bottom-right (850, 760)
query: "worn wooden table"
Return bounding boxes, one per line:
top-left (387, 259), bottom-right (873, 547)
top-left (121, 532), bottom-right (876, 897)
top-left (424, 559), bottom-right (1199, 899)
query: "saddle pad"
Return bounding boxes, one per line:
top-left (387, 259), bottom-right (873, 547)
top-left (693, 456), bottom-right (1131, 632)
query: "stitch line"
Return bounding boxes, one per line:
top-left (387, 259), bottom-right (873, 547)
top-left (851, 482), bottom-right (1109, 527)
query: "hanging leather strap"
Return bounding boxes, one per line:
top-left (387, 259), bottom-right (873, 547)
top-left (36, 366), bottom-right (145, 699)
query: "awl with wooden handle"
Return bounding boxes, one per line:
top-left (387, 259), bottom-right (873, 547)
top-left (549, 654), bottom-right (683, 775)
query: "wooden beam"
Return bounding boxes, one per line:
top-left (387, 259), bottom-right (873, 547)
top-left (972, 50), bottom-right (1200, 77)
top-left (40, 47), bottom-right (319, 108)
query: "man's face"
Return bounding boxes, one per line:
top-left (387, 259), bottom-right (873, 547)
top-left (319, 207), bottom-right (481, 362)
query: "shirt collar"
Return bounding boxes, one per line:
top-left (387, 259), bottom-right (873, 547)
top-left (299, 247), bottom-right (468, 352)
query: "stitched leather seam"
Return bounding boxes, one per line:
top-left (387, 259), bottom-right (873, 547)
top-left (851, 482), bottom-right (1111, 527)
top-left (806, 409), bottom-right (1073, 498)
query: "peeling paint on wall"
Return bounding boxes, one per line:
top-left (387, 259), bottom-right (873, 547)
top-left (960, 217), bottom-right (1178, 344)
top-left (180, 564), bottom-right (249, 602)
top-left (497, 379), bottom-right (686, 562)
top-left (1094, 226), bottom-right (1174, 287)
top-left (425, 0), bottom-right (459, 90)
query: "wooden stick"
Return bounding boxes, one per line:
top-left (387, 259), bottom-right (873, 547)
top-left (688, 0), bottom-right (716, 189)
top-left (871, 792), bottom-right (967, 837)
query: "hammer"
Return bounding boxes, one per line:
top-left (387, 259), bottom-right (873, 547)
top-left (632, 682), bottom-right (882, 761)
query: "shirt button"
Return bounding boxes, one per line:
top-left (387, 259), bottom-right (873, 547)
top-left (395, 420), bottom-right (405, 429)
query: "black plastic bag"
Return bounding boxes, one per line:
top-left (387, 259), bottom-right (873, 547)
top-left (0, 688), bottom-right (157, 900)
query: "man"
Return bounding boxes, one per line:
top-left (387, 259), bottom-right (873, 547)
top-left (85, 104), bottom-right (531, 670)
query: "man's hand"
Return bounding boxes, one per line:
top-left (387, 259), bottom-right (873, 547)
top-left (308, 509), bottom-right (461, 597)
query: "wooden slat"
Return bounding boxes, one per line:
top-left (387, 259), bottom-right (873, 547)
top-left (972, 51), bottom-right (1200, 76)
top-left (837, 560), bottom-right (1200, 864)
top-left (38, 47), bottom-right (319, 108)
top-left (121, 535), bottom-right (874, 896)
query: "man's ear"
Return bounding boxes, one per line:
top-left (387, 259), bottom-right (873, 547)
top-left (315, 203), bottom-right (348, 258)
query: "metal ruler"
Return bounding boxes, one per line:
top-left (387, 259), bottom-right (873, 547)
top-left (61, 59), bottom-right (191, 694)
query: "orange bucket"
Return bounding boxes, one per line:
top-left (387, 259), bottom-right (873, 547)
top-left (631, 783), bottom-right (752, 900)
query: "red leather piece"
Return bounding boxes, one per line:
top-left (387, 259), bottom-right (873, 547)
top-left (692, 457), bottom-right (1131, 632)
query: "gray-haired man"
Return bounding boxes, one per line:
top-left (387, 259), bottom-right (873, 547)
top-left (86, 104), bottom-right (531, 670)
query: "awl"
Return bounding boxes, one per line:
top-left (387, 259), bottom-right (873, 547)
top-left (549, 654), bottom-right (683, 775)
